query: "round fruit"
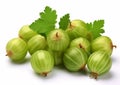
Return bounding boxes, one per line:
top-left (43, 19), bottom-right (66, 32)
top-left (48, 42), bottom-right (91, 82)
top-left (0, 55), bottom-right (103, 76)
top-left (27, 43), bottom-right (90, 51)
top-left (66, 19), bottom-right (88, 40)
top-left (6, 38), bottom-right (27, 62)
top-left (30, 50), bottom-right (54, 76)
top-left (48, 49), bottom-right (63, 65)
top-left (63, 47), bottom-right (88, 71)
top-left (27, 35), bottom-right (46, 55)
top-left (70, 37), bottom-right (91, 55)
top-left (47, 29), bottom-right (70, 51)
top-left (91, 36), bottom-right (116, 56)
top-left (87, 50), bottom-right (112, 79)
top-left (18, 25), bottom-right (37, 42)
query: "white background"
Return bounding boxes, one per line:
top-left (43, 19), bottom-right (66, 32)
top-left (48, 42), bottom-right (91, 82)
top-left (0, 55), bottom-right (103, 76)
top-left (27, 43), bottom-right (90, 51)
top-left (0, 0), bottom-right (120, 85)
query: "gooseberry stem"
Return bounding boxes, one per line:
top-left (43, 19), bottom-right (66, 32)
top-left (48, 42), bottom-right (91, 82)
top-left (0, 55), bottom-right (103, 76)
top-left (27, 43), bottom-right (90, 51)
top-left (80, 64), bottom-right (87, 74)
top-left (89, 72), bottom-right (98, 79)
top-left (6, 51), bottom-right (12, 57)
top-left (112, 45), bottom-right (117, 48)
top-left (80, 64), bottom-right (85, 70)
top-left (19, 35), bottom-right (22, 39)
top-left (111, 42), bottom-right (117, 49)
top-left (41, 72), bottom-right (48, 77)
top-left (79, 44), bottom-right (85, 50)
top-left (69, 22), bottom-right (75, 29)
top-left (79, 44), bottom-right (83, 48)
top-left (56, 32), bottom-right (59, 38)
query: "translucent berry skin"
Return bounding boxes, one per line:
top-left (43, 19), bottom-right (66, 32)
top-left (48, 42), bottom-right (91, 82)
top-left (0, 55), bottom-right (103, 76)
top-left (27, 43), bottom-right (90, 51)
top-left (6, 38), bottom-right (27, 62)
top-left (27, 35), bottom-right (46, 55)
top-left (18, 25), bottom-right (37, 42)
top-left (91, 36), bottom-right (115, 56)
top-left (30, 50), bottom-right (54, 76)
top-left (66, 20), bottom-right (88, 40)
top-left (48, 49), bottom-right (63, 65)
top-left (70, 37), bottom-right (91, 55)
top-left (47, 29), bottom-right (70, 51)
top-left (87, 50), bottom-right (112, 79)
top-left (63, 47), bottom-right (88, 71)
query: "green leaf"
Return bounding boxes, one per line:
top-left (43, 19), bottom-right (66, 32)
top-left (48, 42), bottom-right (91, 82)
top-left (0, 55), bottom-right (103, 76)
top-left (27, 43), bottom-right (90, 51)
top-left (30, 6), bottom-right (57, 34)
top-left (59, 14), bottom-right (70, 30)
top-left (86, 20), bottom-right (105, 39)
top-left (40, 6), bottom-right (57, 25)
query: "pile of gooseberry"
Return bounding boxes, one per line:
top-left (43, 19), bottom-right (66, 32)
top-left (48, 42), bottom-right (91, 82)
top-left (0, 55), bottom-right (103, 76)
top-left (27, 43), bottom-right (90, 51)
top-left (6, 20), bottom-right (116, 79)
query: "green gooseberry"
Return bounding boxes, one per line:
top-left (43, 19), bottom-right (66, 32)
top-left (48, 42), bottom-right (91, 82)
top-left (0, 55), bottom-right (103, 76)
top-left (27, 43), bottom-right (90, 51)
top-left (30, 50), bottom-right (54, 76)
top-left (6, 38), bottom-right (27, 62)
